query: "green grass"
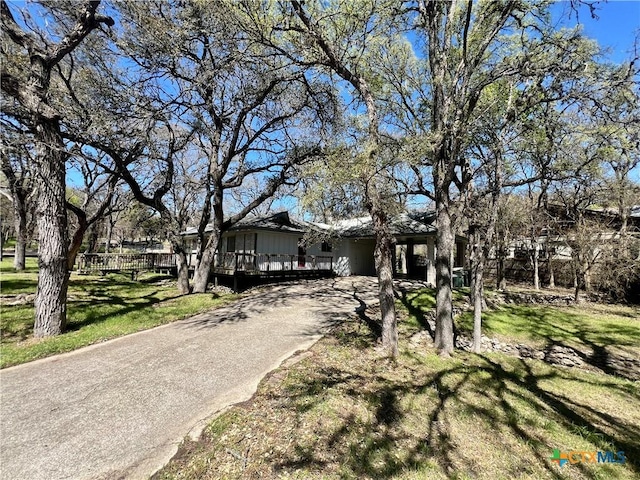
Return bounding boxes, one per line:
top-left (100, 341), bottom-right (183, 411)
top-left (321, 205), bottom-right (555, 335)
top-left (0, 258), bottom-right (234, 368)
top-left (401, 288), bottom-right (640, 358)
top-left (155, 318), bottom-right (640, 480)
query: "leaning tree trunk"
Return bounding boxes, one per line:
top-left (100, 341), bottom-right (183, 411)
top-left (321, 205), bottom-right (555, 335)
top-left (33, 121), bottom-right (70, 337)
top-left (434, 185), bottom-right (455, 356)
top-left (67, 211), bottom-right (88, 271)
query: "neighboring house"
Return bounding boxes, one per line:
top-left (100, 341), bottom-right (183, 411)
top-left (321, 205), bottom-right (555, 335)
top-left (181, 211), bottom-right (468, 284)
top-left (496, 204), bottom-right (640, 286)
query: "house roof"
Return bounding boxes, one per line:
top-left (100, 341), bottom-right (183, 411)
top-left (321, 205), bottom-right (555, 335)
top-left (181, 211), bottom-right (308, 236)
top-left (182, 210), bottom-right (439, 238)
top-left (330, 211), bottom-right (437, 238)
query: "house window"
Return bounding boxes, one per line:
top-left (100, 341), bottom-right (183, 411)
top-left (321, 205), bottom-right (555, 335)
top-left (321, 241), bottom-right (332, 252)
top-left (226, 235), bottom-right (236, 253)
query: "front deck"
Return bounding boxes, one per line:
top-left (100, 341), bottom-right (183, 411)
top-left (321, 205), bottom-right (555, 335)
top-left (75, 252), bottom-right (333, 286)
top-left (213, 252), bottom-right (333, 277)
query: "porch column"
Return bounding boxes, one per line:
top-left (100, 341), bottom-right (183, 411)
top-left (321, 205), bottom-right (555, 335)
top-left (406, 240), bottom-right (415, 277)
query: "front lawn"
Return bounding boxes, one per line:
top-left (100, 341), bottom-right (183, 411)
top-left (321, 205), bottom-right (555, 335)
top-left (400, 288), bottom-right (640, 361)
top-left (0, 258), bottom-right (234, 368)
top-left (155, 289), bottom-right (639, 480)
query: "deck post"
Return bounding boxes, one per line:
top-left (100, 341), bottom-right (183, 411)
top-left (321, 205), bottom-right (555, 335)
top-left (234, 252), bottom-right (239, 273)
top-left (266, 254), bottom-right (270, 272)
top-left (290, 255), bottom-right (294, 271)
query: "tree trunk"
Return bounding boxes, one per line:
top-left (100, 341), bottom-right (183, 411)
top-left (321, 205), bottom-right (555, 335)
top-left (0, 216), bottom-right (4, 262)
top-left (12, 191), bottom-right (27, 270)
top-left (497, 252), bottom-right (507, 290)
top-left (548, 256), bottom-right (555, 288)
top-left (532, 243), bottom-right (540, 290)
top-left (572, 254), bottom-right (580, 302)
top-left (583, 257), bottom-right (591, 293)
top-left (67, 211), bottom-right (88, 271)
top-left (105, 215), bottom-right (114, 254)
top-left (86, 222), bottom-right (100, 253)
top-left (192, 230), bottom-right (221, 293)
top-left (165, 230), bottom-right (191, 294)
top-left (175, 248), bottom-right (190, 295)
top-left (472, 259), bottom-right (483, 353)
top-left (468, 226), bottom-right (478, 306)
top-left (435, 188), bottom-right (454, 356)
top-left (33, 121), bottom-right (69, 337)
top-left (371, 207), bottom-right (398, 358)
top-left (469, 227), bottom-right (484, 353)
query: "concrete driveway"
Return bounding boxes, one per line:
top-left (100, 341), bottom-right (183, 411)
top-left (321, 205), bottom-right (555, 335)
top-left (0, 277), bottom-right (379, 480)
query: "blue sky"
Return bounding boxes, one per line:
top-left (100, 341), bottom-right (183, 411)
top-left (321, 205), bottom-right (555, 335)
top-left (554, 0), bottom-right (639, 62)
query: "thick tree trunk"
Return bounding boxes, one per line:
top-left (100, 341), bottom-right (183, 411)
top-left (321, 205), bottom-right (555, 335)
top-left (192, 230), bottom-right (221, 293)
top-left (33, 121), bottom-right (69, 338)
top-left (435, 190), bottom-right (454, 356)
top-left (166, 233), bottom-right (191, 294)
top-left (548, 256), bottom-right (555, 288)
top-left (175, 249), bottom-right (190, 294)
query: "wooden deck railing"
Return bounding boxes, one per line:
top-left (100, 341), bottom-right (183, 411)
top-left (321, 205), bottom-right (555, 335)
top-left (76, 252), bottom-right (333, 277)
top-left (76, 253), bottom-right (176, 273)
top-left (214, 252), bottom-right (333, 274)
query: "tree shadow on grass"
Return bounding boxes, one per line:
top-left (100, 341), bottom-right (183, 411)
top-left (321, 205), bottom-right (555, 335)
top-left (65, 290), bottom-right (184, 332)
top-left (273, 347), bottom-right (639, 479)
top-left (397, 289), bottom-right (436, 340)
top-left (0, 278), bottom-right (38, 295)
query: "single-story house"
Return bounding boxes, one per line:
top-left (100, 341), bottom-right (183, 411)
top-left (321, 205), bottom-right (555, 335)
top-left (182, 211), bottom-right (467, 284)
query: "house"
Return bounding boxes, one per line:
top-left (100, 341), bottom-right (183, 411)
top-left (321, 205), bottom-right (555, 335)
top-left (182, 211), bottom-right (468, 285)
top-left (495, 203), bottom-right (640, 287)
